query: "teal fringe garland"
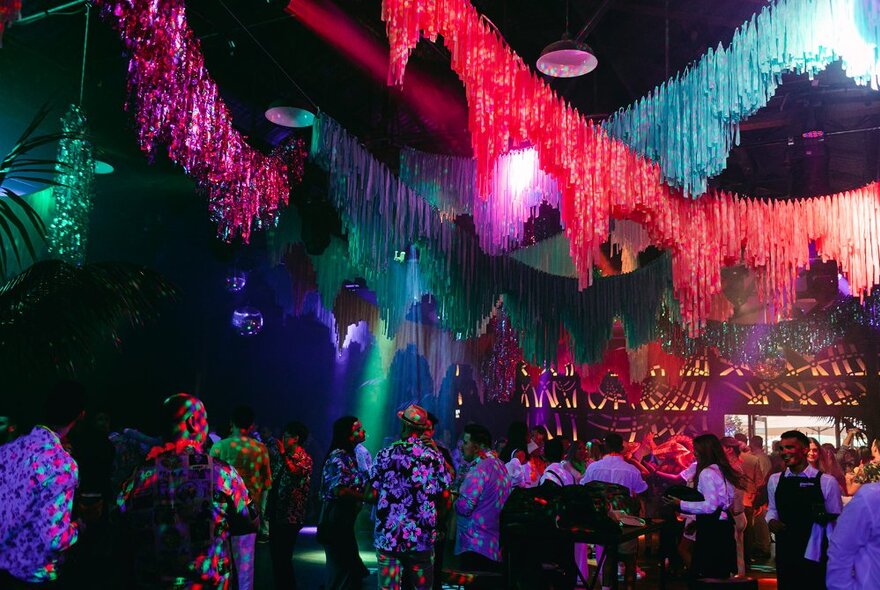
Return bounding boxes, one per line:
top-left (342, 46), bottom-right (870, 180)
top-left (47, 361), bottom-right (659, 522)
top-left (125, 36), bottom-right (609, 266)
top-left (602, 0), bottom-right (880, 197)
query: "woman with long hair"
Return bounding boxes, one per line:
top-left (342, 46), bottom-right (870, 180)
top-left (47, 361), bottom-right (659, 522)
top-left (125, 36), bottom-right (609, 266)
top-left (665, 433), bottom-right (742, 584)
top-left (318, 416), bottom-right (368, 590)
top-left (807, 437), bottom-right (847, 494)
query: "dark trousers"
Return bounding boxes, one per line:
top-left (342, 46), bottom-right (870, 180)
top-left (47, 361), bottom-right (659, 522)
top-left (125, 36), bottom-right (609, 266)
top-left (457, 553), bottom-right (502, 590)
top-left (458, 551), bottom-right (500, 573)
top-left (269, 522), bottom-right (301, 590)
top-left (324, 528), bottom-right (363, 590)
top-left (432, 537), bottom-right (446, 590)
top-left (776, 533), bottom-right (827, 590)
top-left (775, 555), bottom-right (826, 590)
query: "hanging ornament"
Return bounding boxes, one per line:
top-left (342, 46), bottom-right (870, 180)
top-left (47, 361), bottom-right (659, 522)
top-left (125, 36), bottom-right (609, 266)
top-left (752, 349), bottom-right (788, 380)
top-left (48, 105), bottom-right (95, 266)
top-left (231, 306), bottom-right (264, 336)
top-left (481, 310), bottom-right (523, 403)
top-left (225, 270), bottom-right (247, 292)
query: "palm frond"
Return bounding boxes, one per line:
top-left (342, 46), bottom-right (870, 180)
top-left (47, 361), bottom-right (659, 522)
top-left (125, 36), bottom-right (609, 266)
top-left (0, 260), bottom-right (179, 375)
top-left (0, 108), bottom-right (76, 277)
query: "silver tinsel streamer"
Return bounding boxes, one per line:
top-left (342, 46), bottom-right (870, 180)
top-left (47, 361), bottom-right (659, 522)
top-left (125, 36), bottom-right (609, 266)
top-left (49, 105), bottom-right (94, 265)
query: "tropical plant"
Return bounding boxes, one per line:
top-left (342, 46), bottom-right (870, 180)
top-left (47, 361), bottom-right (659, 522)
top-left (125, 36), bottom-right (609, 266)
top-left (0, 106), bottom-right (70, 277)
top-left (0, 259), bottom-right (178, 374)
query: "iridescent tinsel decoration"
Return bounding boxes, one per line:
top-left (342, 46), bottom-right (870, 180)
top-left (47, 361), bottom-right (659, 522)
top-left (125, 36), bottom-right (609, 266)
top-left (95, 0), bottom-right (301, 242)
top-left (49, 105), bottom-right (94, 266)
top-left (482, 310), bottom-right (523, 403)
top-left (658, 292), bottom-right (880, 365)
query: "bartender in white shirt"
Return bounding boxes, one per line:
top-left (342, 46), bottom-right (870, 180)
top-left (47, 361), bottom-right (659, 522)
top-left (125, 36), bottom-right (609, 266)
top-left (826, 482), bottom-right (880, 590)
top-left (766, 430), bottom-right (842, 590)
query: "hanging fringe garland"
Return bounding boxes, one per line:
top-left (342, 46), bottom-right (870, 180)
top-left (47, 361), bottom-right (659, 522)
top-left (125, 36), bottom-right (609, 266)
top-left (49, 105), bottom-right (94, 266)
top-left (610, 220), bottom-right (652, 274)
top-left (509, 234), bottom-right (579, 278)
top-left (400, 146), bottom-right (561, 253)
top-left (310, 114), bottom-right (454, 281)
top-left (0, 0), bottom-right (20, 47)
top-left (95, 0), bottom-right (305, 242)
top-left (309, 114), bottom-right (675, 365)
top-left (381, 0), bottom-right (880, 335)
top-left (333, 289), bottom-right (380, 348)
top-left (602, 0), bottom-right (880, 197)
top-left (282, 243), bottom-right (317, 317)
top-left (627, 344), bottom-right (651, 385)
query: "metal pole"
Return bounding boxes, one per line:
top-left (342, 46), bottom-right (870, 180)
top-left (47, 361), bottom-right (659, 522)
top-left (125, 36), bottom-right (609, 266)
top-left (13, 0), bottom-right (87, 27)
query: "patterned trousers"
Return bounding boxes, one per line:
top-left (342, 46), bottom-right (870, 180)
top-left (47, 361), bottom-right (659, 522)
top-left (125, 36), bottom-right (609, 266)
top-left (377, 549), bottom-right (434, 590)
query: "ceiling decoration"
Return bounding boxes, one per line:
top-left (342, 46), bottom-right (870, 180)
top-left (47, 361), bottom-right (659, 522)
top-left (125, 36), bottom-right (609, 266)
top-left (602, 0), bottom-right (880, 197)
top-left (95, 0), bottom-right (306, 241)
top-left (381, 0), bottom-right (880, 335)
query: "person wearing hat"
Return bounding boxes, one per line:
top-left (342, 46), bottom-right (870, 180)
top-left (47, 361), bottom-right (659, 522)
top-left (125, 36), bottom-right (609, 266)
top-left (368, 404), bottom-right (452, 590)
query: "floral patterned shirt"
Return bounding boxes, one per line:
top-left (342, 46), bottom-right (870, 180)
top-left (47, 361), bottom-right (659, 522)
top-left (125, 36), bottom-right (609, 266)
top-left (267, 442), bottom-right (312, 526)
top-left (118, 445), bottom-right (256, 589)
top-left (455, 454), bottom-right (511, 561)
top-left (370, 438), bottom-right (452, 553)
top-left (321, 448), bottom-right (365, 501)
top-left (0, 426), bottom-right (79, 583)
top-left (854, 461), bottom-right (880, 485)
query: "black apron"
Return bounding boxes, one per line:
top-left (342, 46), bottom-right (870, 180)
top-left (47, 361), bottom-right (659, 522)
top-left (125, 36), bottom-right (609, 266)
top-left (691, 506), bottom-right (736, 581)
top-left (774, 471), bottom-right (827, 590)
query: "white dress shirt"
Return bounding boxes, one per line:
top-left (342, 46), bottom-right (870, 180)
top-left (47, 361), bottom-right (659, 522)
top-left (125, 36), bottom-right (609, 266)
top-left (766, 464), bottom-right (843, 561)
top-left (826, 483), bottom-right (880, 590)
top-left (580, 454), bottom-right (648, 494)
top-left (540, 461), bottom-right (578, 486)
top-left (680, 464), bottom-right (735, 519)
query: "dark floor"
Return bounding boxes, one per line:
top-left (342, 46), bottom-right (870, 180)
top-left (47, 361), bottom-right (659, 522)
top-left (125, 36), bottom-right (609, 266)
top-left (271, 526), bottom-right (779, 589)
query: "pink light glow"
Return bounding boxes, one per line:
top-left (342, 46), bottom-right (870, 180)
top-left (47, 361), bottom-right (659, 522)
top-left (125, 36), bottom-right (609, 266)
top-left (286, 0), bottom-right (466, 144)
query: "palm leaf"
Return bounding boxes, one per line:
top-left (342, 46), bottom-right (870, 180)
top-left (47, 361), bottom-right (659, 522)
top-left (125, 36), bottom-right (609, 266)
top-left (0, 108), bottom-right (75, 277)
top-left (0, 260), bottom-right (178, 375)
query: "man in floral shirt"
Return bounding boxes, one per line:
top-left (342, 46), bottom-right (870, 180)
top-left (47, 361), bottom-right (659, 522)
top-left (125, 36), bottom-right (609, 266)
top-left (117, 394), bottom-right (258, 589)
top-left (454, 423), bottom-right (511, 572)
top-left (0, 383), bottom-right (85, 584)
top-left (370, 404), bottom-right (452, 590)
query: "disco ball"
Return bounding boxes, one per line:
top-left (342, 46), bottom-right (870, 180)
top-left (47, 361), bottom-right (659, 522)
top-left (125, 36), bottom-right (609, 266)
top-left (225, 270), bottom-right (247, 292)
top-left (232, 307), bottom-right (264, 336)
top-left (753, 354), bottom-right (787, 380)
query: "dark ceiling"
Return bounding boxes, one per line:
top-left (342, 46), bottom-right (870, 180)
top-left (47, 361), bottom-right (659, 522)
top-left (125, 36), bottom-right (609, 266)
top-left (5, 0), bottom-right (880, 205)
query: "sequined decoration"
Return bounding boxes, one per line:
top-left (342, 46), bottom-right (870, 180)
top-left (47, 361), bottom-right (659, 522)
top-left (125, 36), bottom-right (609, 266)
top-left (95, 0), bottom-right (306, 242)
top-left (657, 292), bottom-right (880, 365)
top-left (482, 311), bottom-right (522, 403)
top-left (49, 105), bottom-right (94, 266)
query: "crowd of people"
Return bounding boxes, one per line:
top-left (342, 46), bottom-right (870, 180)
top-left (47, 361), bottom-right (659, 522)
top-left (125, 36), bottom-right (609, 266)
top-left (1, 383), bottom-right (879, 590)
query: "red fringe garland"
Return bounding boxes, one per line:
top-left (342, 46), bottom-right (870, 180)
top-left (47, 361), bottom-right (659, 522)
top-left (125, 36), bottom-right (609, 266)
top-left (381, 0), bottom-right (880, 334)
